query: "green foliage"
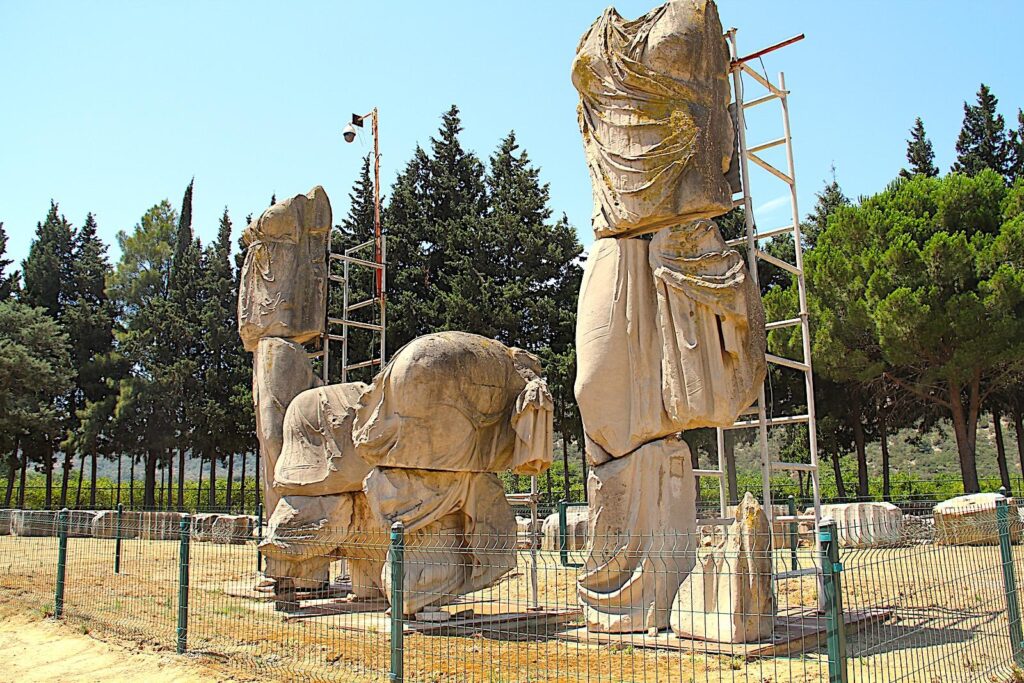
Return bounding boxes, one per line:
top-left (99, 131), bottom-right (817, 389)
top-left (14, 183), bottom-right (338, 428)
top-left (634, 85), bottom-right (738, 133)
top-left (901, 117), bottom-right (939, 179)
top-left (952, 84), bottom-right (1012, 180)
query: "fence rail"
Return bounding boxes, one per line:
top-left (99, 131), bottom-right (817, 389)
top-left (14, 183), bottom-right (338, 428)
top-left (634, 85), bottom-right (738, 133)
top-left (1, 500), bottom-right (1024, 681)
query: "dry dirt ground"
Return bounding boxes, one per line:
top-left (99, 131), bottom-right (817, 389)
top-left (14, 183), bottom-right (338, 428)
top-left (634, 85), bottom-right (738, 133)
top-left (0, 611), bottom-right (238, 682)
top-left (0, 532), bottom-right (1020, 682)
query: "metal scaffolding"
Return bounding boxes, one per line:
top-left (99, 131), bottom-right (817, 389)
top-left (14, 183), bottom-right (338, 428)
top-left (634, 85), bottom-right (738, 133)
top-left (694, 29), bottom-right (821, 584)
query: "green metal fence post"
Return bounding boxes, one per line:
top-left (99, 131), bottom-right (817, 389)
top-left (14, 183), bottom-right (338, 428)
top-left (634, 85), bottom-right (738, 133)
top-left (996, 489), bottom-right (1024, 665)
top-left (255, 502), bottom-right (263, 573)
top-left (389, 521), bottom-right (405, 683)
top-left (788, 494), bottom-right (799, 572)
top-left (114, 503), bottom-right (123, 575)
top-left (176, 514), bottom-right (191, 655)
top-left (819, 519), bottom-right (848, 683)
top-left (54, 508), bottom-right (68, 618)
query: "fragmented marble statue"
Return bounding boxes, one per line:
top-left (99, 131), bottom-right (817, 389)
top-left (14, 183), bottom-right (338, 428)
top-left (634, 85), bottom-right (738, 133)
top-left (571, 0), bottom-right (768, 633)
top-left (354, 331), bottom-right (553, 615)
top-left (670, 493), bottom-right (775, 643)
top-left (238, 187), bottom-right (331, 588)
top-left (257, 331), bottom-right (554, 615)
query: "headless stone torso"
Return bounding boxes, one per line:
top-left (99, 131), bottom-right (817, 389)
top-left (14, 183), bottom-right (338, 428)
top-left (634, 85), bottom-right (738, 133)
top-left (571, 0), bottom-right (767, 634)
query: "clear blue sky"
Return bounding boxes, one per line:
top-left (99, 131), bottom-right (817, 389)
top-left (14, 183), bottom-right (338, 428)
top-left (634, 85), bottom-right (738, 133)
top-left (1, 1), bottom-right (1021, 265)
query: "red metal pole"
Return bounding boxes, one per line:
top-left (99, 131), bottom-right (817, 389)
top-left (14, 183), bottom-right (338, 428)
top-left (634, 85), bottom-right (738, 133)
top-left (730, 33), bottom-right (805, 66)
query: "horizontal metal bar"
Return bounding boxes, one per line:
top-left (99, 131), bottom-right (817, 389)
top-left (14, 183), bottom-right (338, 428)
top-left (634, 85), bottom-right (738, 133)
top-left (325, 333), bottom-right (346, 342)
top-left (774, 514), bottom-right (816, 523)
top-left (747, 137), bottom-right (786, 154)
top-left (306, 350), bottom-right (325, 359)
top-left (742, 92), bottom-right (780, 109)
top-left (725, 224), bottom-right (796, 247)
top-left (765, 353), bottom-right (810, 372)
top-left (739, 405), bottom-right (761, 416)
top-left (344, 358), bottom-right (382, 371)
top-left (329, 253), bottom-right (385, 270)
top-left (328, 274), bottom-right (347, 283)
top-left (765, 317), bottom-right (802, 331)
top-left (728, 413), bottom-right (810, 429)
top-left (740, 62), bottom-right (786, 98)
top-left (327, 317), bottom-right (383, 332)
top-left (732, 197), bottom-right (746, 208)
top-left (505, 493), bottom-right (540, 505)
top-left (775, 567), bottom-right (818, 580)
top-left (347, 298), bottom-right (379, 312)
top-left (771, 461), bottom-right (817, 472)
top-left (695, 517), bottom-right (734, 526)
top-left (344, 238), bottom-right (375, 255)
top-left (692, 469), bottom-right (725, 478)
top-left (748, 152), bottom-right (794, 185)
top-left (732, 34), bottom-right (805, 67)
top-left (756, 249), bottom-right (802, 275)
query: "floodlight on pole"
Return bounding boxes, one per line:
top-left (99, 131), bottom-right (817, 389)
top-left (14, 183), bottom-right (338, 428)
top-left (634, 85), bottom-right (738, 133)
top-left (342, 108), bottom-right (383, 296)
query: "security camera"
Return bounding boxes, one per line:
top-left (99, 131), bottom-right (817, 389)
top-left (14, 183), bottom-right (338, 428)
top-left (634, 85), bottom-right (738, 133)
top-left (342, 123), bottom-right (357, 143)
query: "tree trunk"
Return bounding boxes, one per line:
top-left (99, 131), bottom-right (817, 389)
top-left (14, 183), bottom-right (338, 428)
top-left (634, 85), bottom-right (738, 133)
top-left (116, 455), bottom-right (122, 505)
top-left (227, 452), bottom-right (235, 511)
top-left (166, 448), bottom-right (174, 511)
top-left (851, 418), bottom-right (869, 500)
top-left (993, 407), bottom-right (1012, 492)
top-left (254, 448), bottom-right (261, 512)
top-left (209, 451), bottom-right (217, 509)
top-left (144, 449), bottom-right (158, 508)
top-left (831, 450), bottom-right (847, 500)
top-left (158, 460), bottom-right (165, 510)
top-left (879, 409), bottom-right (891, 502)
top-left (240, 451), bottom-right (247, 513)
top-left (74, 453), bottom-right (85, 508)
top-left (89, 452), bottom-right (98, 508)
top-left (3, 450), bottom-right (15, 509)
top-left (59, 451), bottom-right (73, 508)
top-left (724, 430), bottom-right (739, 505)
top-left (177, 448), bottom-right (185, 510)
top-left (129, 456), bottom-right (136, 508)
top-left (17, 447), bottom-right (28, 509)
top-left (44, 447), bottom-right (53, 509)
top-left (949, 377), bottom-right (981, 494)
top-left (1013, 407), bottom-right (1024, 486)
top-left (197, 451), bottom-right (205, 511)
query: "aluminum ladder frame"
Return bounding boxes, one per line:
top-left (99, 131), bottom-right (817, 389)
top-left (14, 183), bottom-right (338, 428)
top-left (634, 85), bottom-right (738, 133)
top-left (693, 29), bottom-right (822, 585)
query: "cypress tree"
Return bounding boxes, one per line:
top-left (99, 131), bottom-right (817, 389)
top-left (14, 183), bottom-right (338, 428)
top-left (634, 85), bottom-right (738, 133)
top-left (901, 117), bottom-right (939, 178)
top-left (0, 223), bottom-right (19, 301)
top-left (952, 84), bottom-right (1010, 179)
top-left (1008, 109), bottom-right (1024, 183)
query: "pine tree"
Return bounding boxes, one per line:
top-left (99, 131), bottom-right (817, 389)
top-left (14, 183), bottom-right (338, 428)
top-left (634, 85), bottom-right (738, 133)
top-left (1008, 109), bottom-right (1024, 183)
top-left (952, 84), bottom-right (1010, 179)
top-left (21, 201), bottom-right (77, 506)
top-left (0, 223), bottom-right (19, 301)
top-left (901, 117), bottom-right (939, 178)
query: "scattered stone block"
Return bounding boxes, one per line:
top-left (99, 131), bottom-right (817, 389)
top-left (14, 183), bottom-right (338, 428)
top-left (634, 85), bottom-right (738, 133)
top-left (211, 514), bottom-right (253, 545)
top-left (91, 510), bottom-right (141, 539)
top-left (815, 502), bottom-right (904, 548)
top-left (671, 493), bottom-right (775, 643)
top-left (11, 510), bottom-right (56, 537)
top-left (934, 493), bottom-right (1020, 546)
top-left (542, 507), bottom-right (588, 552)
top-left (515, 515), bottom-right (542, 549)
top-left (191, 513), bottom-right (221, 542)
top-left (139, 511), bottom-right (186, 540)
top-left (0, 509), bottom-right (12, 536)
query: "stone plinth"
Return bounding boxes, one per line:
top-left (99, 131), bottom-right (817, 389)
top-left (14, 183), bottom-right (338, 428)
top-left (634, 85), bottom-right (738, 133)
top-left (816, 502), bottom-right (904, 548)
top-left (212, 515), bottom-right (254, 545)
top-left (542, 507), bottom-right (589, 552)
top-left (0, 509), bottom-right (11, 535)
top-left (91, 510), bottom-right (142, 539)
top-left (11, 510), bottom-right (55, 537)
top-left (934, 493), bottom-right (1020, 546)
top-left (139, 511), bottom-right (186, 541)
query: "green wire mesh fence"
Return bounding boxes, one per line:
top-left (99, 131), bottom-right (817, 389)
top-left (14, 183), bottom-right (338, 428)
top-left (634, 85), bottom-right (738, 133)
top-left (2, 497), bottom-right (1024, 682)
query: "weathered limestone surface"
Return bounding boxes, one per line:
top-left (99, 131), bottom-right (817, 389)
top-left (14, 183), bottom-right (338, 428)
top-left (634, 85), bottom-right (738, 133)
top-left (516, 515), bottom-right (543, 549)
top-left (353, 332), bottom-right (553, 475)
top-left (0, 509), bottom-right (12, 535)
top-left (11, 510), bottom-right (56, 537)
top-left (934, 493), bottom-right (1020, 546)
top-left (671, 493), bottom-right (775, 643)
top-left (816, 502), bottom-right (904, 548)
top-left (367, 468), bottom-right (518, 615)
top-left (92, 510), bottom-right (142, 539)
top-left (572, 0), bottom-right (735, 239)
top-left (139, 511), bottom-right (186, 541)
top-left (575, 224), bottom-right (765, 461)
top-left (237, 187), bottom-right (331, 352)
top-left (578, 437), bottom-right (696, 633)
top-left (274, 382), bottom-right (372, 497)
top-left (191, 513), bottom-right (222, 542)
top-left (541, 508), bottom-right (590, 552)
top-left (212, 515), bottom-right (254, 545)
